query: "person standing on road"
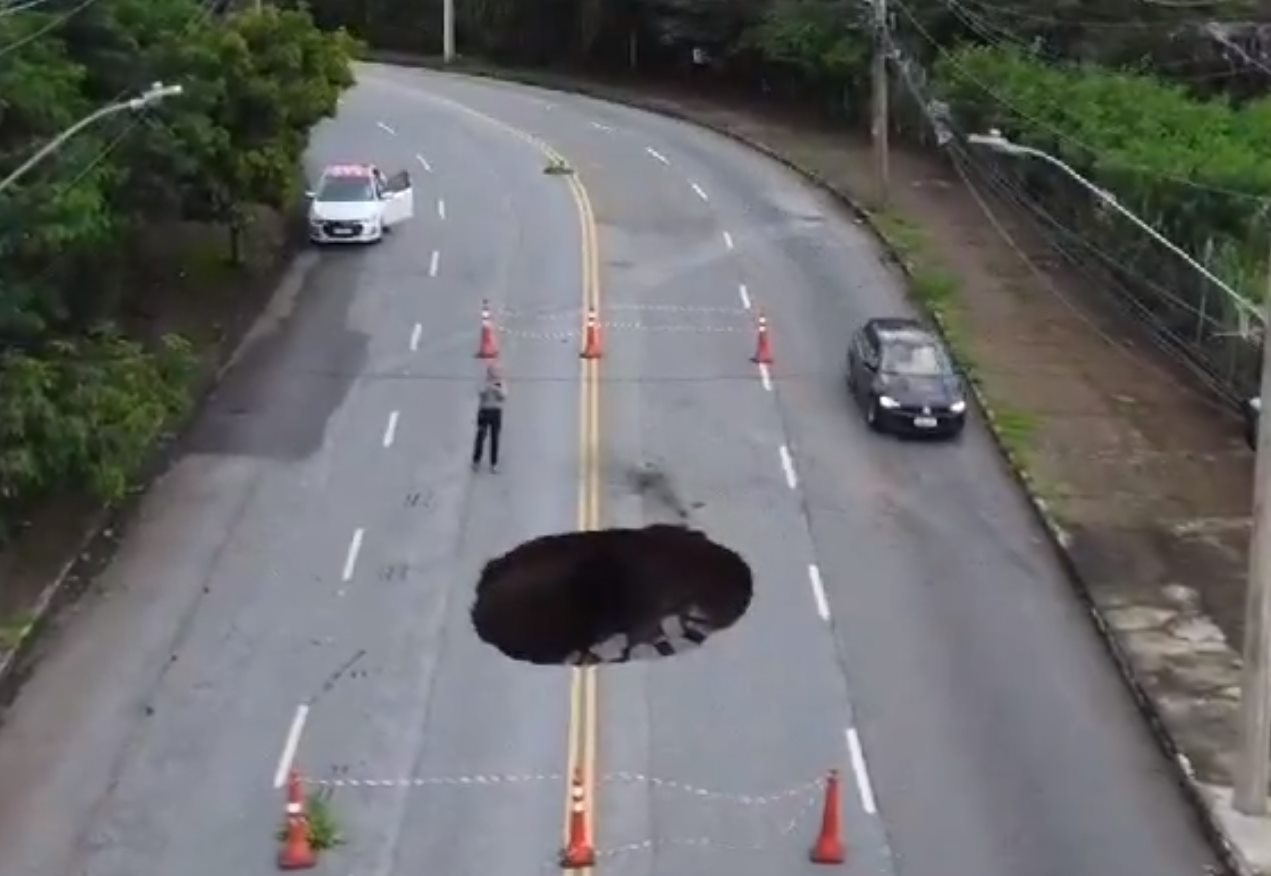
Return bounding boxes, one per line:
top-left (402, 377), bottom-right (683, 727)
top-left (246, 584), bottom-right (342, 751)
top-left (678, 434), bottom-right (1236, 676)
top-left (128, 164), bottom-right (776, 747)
top-left (472, 364), bottom-right (506, 472)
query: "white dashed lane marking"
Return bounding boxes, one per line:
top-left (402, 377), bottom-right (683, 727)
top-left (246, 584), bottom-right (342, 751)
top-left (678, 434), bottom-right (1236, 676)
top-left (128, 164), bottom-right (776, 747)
top-left (691, 182), bottom-right (709, 202)
top-left (377, 121), bottom-right (396, 135)
top-left (723, 230), bottom-right (734, 250)
top-left (645, 146), bottom-right (670, 165)
top-left (591, 121), bottom-right (614, 132)
top-left (273, 704), bottom-right (310, 789)
top-left (738, 283), bottom-right (751, 310)
top-left (846, 728), bottom-right (878, 814)
top-left (410, 323), bottom-right (422, 352)
top-left (429, 250), bottom-right (440, 278)
top-left (416, 154), bottom-right (432, 172)
top-left (779, 445), bottom-right (798, 490)
top-left (759, 363), bottom-right (772, 392)
top-left (438, 199), bottom-right (446, 220)
top-left (342, 528), bottom-right (365, 582)
top-left (807, 564), bottom-right (830, 621)
top-left (383, 411), bottom-right (400, 448)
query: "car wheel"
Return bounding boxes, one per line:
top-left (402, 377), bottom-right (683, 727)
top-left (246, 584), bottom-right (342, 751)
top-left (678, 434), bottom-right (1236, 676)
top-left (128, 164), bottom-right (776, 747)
top-left (866, 398), bottom-right (883, 432)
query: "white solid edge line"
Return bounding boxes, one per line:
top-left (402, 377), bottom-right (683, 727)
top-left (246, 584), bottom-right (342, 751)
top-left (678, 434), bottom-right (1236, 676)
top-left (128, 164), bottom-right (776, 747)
top-left (438, 199), bottom-right (446, 219)
top-left (779, 445), bottom-right (798, 490)
top-left (738, 283), bottom-right (751, 310)
top-left (342, 528), bottom-right (365, 582)
top-left (807, 564), bottom-right (830, 621)
top-left (383, 410), bottom-right (400, 448)
top-left (723, 231), bottom-right (734, 250)
top-left (759, 363), bottom-right (772, 392)
top-left (645, 146), bottom-right (669, 164)
top-left (691, 182), bottom-right (709, 201)
top-left (410, 323), bottom-right (422, 352)
top-left (846, 728), bottom-right (878, 814)
top-left (429, 250), bottom-right (440, 278)
top-left (273, 704), bottom-right (310, 789)
top-left (377, 121), bottom-right (396, 135)
top-left (416, 154), bottom-right (432, 172)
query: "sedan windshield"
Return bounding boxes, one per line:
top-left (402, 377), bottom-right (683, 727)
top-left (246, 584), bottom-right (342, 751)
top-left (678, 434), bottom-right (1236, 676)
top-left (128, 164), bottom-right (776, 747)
top-left (881, 341), bottom-right (950, 377)
top-left (317, 176), bottom-right (375, 202)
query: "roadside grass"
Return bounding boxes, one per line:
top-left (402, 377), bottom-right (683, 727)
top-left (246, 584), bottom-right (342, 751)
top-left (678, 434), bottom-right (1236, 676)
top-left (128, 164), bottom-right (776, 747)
top-left (276, 790), bottom-right (345, 851)
top-left (0, 615), bottom-right (32, 651)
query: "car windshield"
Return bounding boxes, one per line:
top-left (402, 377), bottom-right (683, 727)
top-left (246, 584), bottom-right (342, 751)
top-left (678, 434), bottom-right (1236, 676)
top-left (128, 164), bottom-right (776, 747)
top-left (881, 340), bottom-right (950, 377)
top-left (317, 176), bottom-right (374, 202)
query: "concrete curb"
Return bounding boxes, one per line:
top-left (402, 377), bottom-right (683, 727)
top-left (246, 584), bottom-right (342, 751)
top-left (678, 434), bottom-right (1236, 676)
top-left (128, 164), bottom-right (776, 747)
top-left (0, 221), bottom-right (313, 706)
top-left (383, 57), bottom-right (1256, 876)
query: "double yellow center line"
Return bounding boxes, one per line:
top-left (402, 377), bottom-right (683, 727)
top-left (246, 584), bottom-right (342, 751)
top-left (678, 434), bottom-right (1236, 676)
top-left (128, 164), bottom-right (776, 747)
top-left (561, 148), bottom-right (602, 873)
top-left (362, 77), bottom-right (605, 866)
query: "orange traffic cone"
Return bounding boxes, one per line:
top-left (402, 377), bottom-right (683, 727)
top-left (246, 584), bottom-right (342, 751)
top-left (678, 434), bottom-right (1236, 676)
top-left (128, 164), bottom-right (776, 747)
top-left (752, 310), bottom-right (774, 364)
top-left (560, 769), bottom-right (596, 868)
top-left (579, 307), bottom-right (603, 360)
top-left (809, 769), bottom-right (846, 865)
top-left (278, 770), bottom-right (317, 870)
top-left (476, 299), bottom-right (500, 359)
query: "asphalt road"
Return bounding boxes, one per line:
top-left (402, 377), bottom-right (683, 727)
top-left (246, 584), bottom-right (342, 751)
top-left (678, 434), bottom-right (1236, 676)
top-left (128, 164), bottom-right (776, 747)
top-left (0, 62), bottom-right (1221, 876)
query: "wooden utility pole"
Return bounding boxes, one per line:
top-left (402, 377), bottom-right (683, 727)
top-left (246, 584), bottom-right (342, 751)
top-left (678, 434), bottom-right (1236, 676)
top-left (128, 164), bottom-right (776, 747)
top-left (872, 0), bottom-right (890, 205)
top-left (1236, 236), bottom-right (1271, 815)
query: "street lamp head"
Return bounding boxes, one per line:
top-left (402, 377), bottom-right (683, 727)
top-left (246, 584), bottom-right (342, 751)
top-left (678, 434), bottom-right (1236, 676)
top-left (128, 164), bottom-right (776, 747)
top-left (967, 127), bottom-right (1027, 156)
top-left (129, 81), bottom-right (184, 110)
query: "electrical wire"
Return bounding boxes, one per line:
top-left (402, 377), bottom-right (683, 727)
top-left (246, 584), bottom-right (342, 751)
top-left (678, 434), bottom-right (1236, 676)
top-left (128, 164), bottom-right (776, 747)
top-left (0, 0), bottom-right (62, 19)
top-left (0, 0), bottom-right (109, 58)
top-left (890, 0), bottom-right (1271, 201)
top-left (957, 0), bottom-right (1242, 29)
top-left (888, 42), bottom-right (1250, 409)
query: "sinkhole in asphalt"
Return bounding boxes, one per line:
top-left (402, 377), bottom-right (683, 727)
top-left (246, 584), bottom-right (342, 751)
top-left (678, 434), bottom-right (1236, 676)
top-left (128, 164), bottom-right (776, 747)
top-left (470, 524), bottom-right (753, 666)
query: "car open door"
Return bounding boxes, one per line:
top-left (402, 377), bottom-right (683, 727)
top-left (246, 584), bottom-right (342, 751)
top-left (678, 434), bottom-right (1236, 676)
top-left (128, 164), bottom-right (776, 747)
top-left (381, 170), bottom-right (414, 227)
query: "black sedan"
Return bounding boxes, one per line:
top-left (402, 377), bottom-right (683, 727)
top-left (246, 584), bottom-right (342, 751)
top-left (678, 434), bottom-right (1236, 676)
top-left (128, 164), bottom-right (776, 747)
top-left (846, 317), bottom-right (968, 438)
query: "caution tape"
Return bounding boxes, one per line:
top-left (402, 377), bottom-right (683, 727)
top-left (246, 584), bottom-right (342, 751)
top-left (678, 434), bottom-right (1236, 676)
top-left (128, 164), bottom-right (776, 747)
top-left (504, 323), bottom-right (748, 341)
top-left (602, 772), bottom-right (824, 805)
top-left (301, 770), bottom-right (823, 805)
top-left (304, 772), bottom-right (562, 788)
top-left (587, 784), bottom-right (823, 860)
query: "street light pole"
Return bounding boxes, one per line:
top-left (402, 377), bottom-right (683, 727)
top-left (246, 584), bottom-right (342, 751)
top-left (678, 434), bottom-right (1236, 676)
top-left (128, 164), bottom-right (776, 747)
top-left (0, 82), bottom-right (184, 196)
top-left (967, 127), bottom-right (1271, 814)
top-left (443, 0), bottom-right (455, 62)
top-left (1236, 236), bottom-right (1271, 815)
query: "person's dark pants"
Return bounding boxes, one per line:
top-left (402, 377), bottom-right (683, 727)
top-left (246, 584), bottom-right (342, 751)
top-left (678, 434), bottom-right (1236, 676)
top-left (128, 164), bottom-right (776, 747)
top-left (472, 408), bottom-right (502, 466)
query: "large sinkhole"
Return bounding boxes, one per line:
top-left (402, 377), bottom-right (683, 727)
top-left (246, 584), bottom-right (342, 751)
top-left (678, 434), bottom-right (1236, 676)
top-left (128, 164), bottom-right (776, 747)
top-left (471, 524), bottom-right (753, 666)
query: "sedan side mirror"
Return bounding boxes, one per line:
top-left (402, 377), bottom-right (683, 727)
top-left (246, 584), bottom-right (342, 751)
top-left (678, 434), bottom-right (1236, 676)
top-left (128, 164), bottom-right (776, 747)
top-left (304, 190), bottom-right (315, 200)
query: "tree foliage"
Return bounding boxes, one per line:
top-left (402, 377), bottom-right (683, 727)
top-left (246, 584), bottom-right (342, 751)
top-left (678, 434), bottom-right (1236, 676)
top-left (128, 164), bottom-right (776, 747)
top-left (0, 2), bottom-right (355, 538)
top-left (931, 44), bottom-right (1271, 301)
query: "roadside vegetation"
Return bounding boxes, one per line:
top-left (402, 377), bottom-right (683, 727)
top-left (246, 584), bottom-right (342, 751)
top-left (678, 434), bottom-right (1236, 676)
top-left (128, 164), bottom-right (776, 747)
top-left (301, 0), bottom-right (1267, 451)
top-left (0, 1), bottom-right (358, 543)
top-left (8, 0), bottom-right (1268, 538)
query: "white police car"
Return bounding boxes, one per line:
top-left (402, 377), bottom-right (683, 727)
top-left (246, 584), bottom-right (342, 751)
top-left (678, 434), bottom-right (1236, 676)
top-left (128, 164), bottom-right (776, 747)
top-left (306, 163), bottom-right (414, 244)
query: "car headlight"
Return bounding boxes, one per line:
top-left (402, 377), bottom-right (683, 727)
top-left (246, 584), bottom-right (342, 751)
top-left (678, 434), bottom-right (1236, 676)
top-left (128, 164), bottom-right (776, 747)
top-left (950, 400), bottom-right (967, 414)
top-left (878, 395), bottom-right (901, 409)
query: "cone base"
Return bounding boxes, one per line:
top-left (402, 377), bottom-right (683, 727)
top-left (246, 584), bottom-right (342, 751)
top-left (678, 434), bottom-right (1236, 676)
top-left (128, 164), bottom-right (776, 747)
top-left (561, 846), bottom-right (596, 869)
top-left (810, 841), bottom-right (846, 865)
top-left (278, 850), bottom-right (318, 870)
